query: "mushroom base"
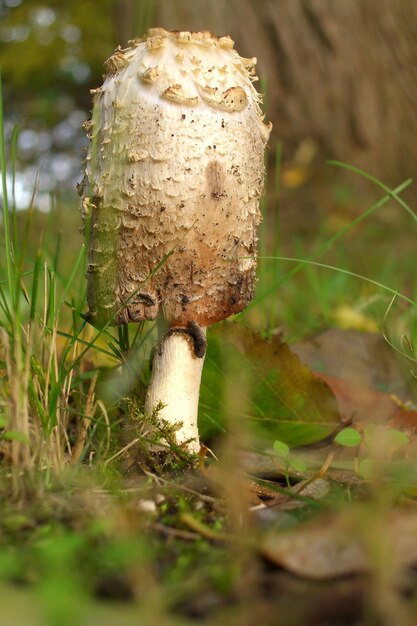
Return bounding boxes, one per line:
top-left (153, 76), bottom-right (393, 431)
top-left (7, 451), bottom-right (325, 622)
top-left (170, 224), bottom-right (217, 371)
top-left (144, 328), bottom-right (206, 454)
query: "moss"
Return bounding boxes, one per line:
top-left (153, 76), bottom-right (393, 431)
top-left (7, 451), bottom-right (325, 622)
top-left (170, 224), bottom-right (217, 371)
top-left (119, 397), bottom-right (200, 474)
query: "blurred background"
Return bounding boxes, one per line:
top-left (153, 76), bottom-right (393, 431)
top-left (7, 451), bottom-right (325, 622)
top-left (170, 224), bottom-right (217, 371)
top-left (2, 0), bottom-right (417, 208)
top-left (1, 0), bottom-right (417, 342)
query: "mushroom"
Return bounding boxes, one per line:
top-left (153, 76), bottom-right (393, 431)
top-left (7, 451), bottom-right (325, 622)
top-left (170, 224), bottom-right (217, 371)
top-left (81, 28), bottom-right (271, 453)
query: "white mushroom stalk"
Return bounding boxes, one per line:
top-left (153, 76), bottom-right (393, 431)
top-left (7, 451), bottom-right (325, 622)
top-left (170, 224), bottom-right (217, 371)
top-left (81, 28), bottom-right (271, 453)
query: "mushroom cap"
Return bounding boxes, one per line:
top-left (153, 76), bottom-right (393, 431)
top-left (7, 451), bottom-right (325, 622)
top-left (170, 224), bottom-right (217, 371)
top-left (82, 28), bottom-right (271, 327)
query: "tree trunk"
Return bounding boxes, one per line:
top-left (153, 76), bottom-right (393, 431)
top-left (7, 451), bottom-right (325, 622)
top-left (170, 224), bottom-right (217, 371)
top-left (113, 0), bottom-right (135, 46)
top-left (156, 0), bottom-right (417, 183)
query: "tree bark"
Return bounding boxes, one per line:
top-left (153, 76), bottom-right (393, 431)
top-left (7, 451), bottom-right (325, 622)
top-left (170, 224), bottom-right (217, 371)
top-left (113, 0), bottom-right (135, 46)
top-left (156, 0), bottom-right (417, 182)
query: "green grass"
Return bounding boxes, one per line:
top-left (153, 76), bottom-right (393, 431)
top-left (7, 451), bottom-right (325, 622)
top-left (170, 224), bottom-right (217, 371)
top-left (249, 174), bottom-right (416, 347)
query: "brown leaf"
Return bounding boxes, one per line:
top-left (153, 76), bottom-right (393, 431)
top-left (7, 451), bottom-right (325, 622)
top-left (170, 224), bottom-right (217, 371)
top-left (293, 327), bottom-right (417, 435)
top-left (261, 509), bottom-right (417, 579)
top-left (317, 374), bottom-right (417, 435)
top-left (293, 328), bottom-right (411, 398)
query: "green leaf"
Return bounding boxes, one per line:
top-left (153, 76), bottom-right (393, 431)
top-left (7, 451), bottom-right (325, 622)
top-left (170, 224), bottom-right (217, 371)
top-left (289, 456), bottom-right (308, 473)
top-left (386, 428), bottom-right (410, 447)
top-left (334, 427), bottom-right (362, 448)
top-left (1, 431), bottom-right (30, 444)
top-left (357, 458), bottom-right (374, 479)
top-left (273, 440), bottom-right (290, 458)
top-left (200, 323), bottom-right (341, 446)
top-left (363, 424), bottom-right (410, 449)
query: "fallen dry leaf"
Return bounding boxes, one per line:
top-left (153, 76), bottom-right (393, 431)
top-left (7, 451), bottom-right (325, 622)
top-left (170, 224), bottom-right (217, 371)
top-left (317, 373), bottom-right (417, 429)
top-left (261, 508), bottom-right (417, 579)
top-left (293, 327), bottom-right (417, 435)
top-left (293, 328), bottom-right (411, 398)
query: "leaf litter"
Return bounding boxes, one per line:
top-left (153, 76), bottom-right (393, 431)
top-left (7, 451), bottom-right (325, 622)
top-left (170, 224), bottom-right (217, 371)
top-left (3, 323), bottom-right (417, 624)
top-left (201, 326), bottom-right (417, 595)
top-left (260, 506), bottom-right (417, 578)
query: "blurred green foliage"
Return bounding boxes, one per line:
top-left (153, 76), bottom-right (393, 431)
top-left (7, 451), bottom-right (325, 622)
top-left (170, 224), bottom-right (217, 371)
top-left (0, 0), bottom-right (155, 200)
top-left (0, 0), bottom-right (115, 116)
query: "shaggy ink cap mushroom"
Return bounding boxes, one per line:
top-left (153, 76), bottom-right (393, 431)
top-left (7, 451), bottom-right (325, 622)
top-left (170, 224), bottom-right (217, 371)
top-left (81, 28), bottom-right (271, 452)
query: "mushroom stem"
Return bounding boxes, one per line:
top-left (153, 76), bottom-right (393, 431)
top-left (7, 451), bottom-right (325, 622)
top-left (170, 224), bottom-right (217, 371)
top-left (144, 328), bottom-right (207, 453)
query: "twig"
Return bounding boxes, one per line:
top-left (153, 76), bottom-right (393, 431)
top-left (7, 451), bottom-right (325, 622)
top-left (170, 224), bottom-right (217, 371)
top-left (180, 513), bottom-right (230, 542)
top-left (152, 522), bottom-right (200, 541)
top-left (292, 451), bottom-right (335, 495)
top-left (142, 470), bottom-right (217, 504)
top-left (104, 438), bottom-right (139, 467)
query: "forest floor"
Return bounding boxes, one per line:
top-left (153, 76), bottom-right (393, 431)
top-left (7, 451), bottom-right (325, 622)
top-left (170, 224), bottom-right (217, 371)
top-left (3, 321), bottom-right (417, 626)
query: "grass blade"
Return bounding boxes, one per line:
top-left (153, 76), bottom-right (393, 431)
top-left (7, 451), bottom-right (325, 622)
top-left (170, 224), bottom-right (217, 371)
top-left (328, 160), bottom-right (416, 222)
top-left (29, 248), bottom-right (42, 322)
top-left (252, 177), bottom-right (413, 309)
top-left (262, 255), bottom-right (415, 306)
top-left (0, 72), bottom-right (15, 315)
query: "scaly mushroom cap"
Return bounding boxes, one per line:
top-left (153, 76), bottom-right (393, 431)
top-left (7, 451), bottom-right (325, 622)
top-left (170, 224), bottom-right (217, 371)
top-left (81, 28), bottom-right (271, 327)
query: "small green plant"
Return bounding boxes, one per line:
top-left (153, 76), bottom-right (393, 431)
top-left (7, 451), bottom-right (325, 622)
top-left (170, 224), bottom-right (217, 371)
top-left (272, 421), bottom-right (415, 494)
top-left (334, 424), bottom-right (412, 485)
top-left (273, 439), bottom-right (308, 483)
top-left (113, 397), bottom-right (200, 474)
top-left (334, 427), bottom-right (362, 447)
